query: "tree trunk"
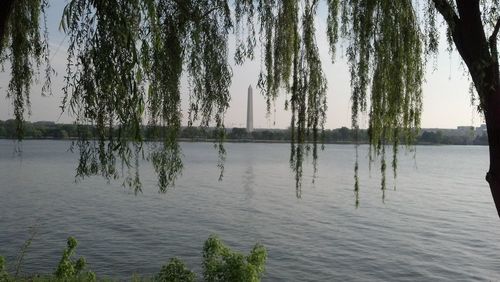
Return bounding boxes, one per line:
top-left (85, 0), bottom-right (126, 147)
top-left (0, 0), bottom-right (14, 53)
top-left (434, 0), bottom-right (500, 218)
top-left (484, 87), bottom-right (500, 218)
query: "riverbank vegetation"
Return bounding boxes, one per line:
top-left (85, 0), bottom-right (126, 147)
top-left (0, 120), bottom-right (488, 146)
top-left (0, 235), bottom-right (267, 282)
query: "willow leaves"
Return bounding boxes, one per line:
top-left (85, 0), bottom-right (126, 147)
top-left (2, 0), bottom-right (478, 201)
top-left (0, 0), bottom-right (51, 140)
top-left (235, 0), bottom-right (328, 194)
top-left (332, 0), bottom-right (424, 200)
top-left (60, 0), bottom-right (232, 192)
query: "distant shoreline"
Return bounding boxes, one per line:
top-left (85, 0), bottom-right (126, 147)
top-left (0, 137), bottom-right (488, 146)
top-left (0, 120), bottom-right (489, 146)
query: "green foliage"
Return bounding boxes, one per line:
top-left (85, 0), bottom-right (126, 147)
top-left (0, 256), bottom-right (8, 281)
top-left (202, 235), bottom-right (267, 282)
top-left (331, 0), bottom-right (425, 193)
top-left (0, 235), bottom-right (266, 281)
top-left (5, 0), bottom-right (500, 202)
top-left (58, 0), bottom-right (234, 193)
top-left (0, 237), bottom-right (96, 281)
top-left (155, 258), bottom-right (196, 282)
top-left (54, 237), bottom-right (95, 281)
top-left (234, 0), bottom-right (328, 191)
top-left (14, 224), bottom-right (38, 278)
top-left (34, 0), bottom-right (332, 194)
top-left (1, 0), bottom-right (51, 140)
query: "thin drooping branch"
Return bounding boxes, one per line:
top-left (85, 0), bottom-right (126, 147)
top-left (0, 0), bottom-right (14, 54)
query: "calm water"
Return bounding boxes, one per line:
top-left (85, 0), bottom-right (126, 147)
top-left (1, 140), bottom-right (499, 281)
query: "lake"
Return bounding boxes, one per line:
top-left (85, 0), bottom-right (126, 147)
top-left (0, 140), bottom-right (499, 281)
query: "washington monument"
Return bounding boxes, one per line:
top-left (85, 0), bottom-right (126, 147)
top-left (247, 85), bottom-right (253, 132)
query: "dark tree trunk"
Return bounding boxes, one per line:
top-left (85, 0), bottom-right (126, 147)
top-left (484, 88), bottom-right (500, 218)
top-left (459, 11), bottom-right (500, 217)
top-left (0, 0), bottom-right (14, 53)
top-left (453, 3), bottom-right (500, 218)
top-left (433, 0), bottom-right (500, 217)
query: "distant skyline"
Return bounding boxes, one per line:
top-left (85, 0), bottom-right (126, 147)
top-left (0, 2), bottom-right (483, 130)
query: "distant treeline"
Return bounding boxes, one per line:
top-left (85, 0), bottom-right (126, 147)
top-left (0, 120), bottom-right (488, 145)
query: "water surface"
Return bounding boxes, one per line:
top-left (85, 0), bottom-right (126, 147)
top-left (0, 140), bottom-right (499, 281)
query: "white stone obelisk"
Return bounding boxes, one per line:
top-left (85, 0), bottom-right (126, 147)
top-left (246, 85), bottom-right (253, 132)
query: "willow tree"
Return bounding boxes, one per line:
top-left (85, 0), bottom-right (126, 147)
top-left (1, 0), bottom-right (500, 217)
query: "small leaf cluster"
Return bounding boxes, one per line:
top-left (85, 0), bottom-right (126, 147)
top-left (54, 237), bottom-right (95, 281)
top-left (0, 256), bottom-right (8, 281)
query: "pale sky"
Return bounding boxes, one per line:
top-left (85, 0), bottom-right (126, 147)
top-left (0, 2), bottom-right (483, 129)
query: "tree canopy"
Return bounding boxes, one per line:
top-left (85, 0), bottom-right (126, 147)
top-left (2, 0), bottom-right (500, 215)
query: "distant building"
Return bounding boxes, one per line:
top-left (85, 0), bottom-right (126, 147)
top-left (247, 85), bottom-right (253, 132)
top-left (455, 124), bottom-right (487, 137)
top-left (457, 126), bottom-right (474, 133)
top-left (477, 124), bottom-right (487, 135)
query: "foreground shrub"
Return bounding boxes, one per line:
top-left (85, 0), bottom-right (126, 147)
top-left (54, 237), bottom-right (95, 281)
top-left (0, 256), bottom-right (8, 281)
top-left (0, 235), bottom-right (266, 281)
top-left (155, 258), bottom-right (196, 282)
top-left (202, 235), bottom-right (267, 282)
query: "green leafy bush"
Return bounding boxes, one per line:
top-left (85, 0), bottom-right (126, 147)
top-left (202, 235), bottom-right (267, 282)
top-left (0, 235), bottom-right (266, 281)
top-left (155, 258), bottom-right (196, 282)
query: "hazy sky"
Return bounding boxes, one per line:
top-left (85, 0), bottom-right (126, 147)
top-left (0, 2), bottom-right (483, 129)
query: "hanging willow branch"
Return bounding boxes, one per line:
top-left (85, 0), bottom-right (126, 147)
top-left (0, 0), bottom-right (51, 140)
top-left (5, 0), bottom-right (500, 201)
top-left (60, 0), bottom-right (232, 193)
top-left (325, 0), bottom-right (425, 201)
top-left (235, 0), bottom-right (327, 191)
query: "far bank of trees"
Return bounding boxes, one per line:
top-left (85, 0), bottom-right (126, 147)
top-left (0, 120), bottom-right (488, 145)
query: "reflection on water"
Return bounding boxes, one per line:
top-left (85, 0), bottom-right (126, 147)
top-left (243, 162), bottom-right (255, 202)
top-left (1, 141), bottom-right (500, 281)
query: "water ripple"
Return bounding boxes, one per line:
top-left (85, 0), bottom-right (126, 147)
top-left (1, 141), bottom-right (500, 280)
